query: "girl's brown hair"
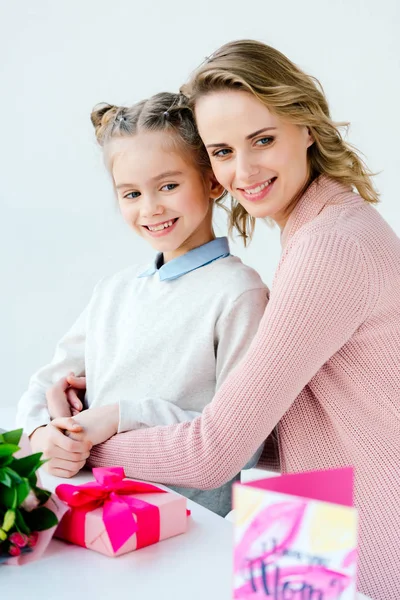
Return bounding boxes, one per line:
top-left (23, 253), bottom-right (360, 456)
top-left (91, 92), bottom-right (213, 178)
top-left (181, 39), bottom-right (379, 243)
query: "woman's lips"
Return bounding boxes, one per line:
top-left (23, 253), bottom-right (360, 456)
top-left (238, 177), bottom-right (277, 202)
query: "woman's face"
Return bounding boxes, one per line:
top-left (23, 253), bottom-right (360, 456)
top-left (195, 90), bottom-right (314, 229)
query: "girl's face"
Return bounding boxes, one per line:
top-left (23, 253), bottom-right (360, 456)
top-left (195, 90), bottom-right (314, 229)
top-left (111, 131), bottom-right (222, 262)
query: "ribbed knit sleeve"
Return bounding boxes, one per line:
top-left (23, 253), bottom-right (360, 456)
top-left (88, 231), bottom-right (374, 488)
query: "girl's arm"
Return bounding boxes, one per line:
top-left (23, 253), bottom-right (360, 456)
top-left (88, 232), bottom-right (373, 488)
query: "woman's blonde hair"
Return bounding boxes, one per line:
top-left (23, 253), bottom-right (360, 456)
top-left (181, 39), bottom-right (379, 243)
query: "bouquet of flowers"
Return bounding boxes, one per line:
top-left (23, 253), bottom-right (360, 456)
top-left (0, 428), bottom-right (60, 564)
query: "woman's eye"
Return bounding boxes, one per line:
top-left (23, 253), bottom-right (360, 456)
top-left (213, 148), bottom-right (232, 158)
top-left (256, 136), bottom-right (274, 146)
top-left (125, 191), bottom-right (140, 200)
top-left (161, 183), bottom-right (178, 192)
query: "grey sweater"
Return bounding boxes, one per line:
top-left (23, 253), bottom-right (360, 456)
top-left (17, 243), bottom-right (268, 516)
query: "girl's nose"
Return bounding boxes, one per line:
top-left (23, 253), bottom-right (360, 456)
top-left (140, 196), bottom-right (164, 218)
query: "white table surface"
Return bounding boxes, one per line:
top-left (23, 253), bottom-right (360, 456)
top-left (2, 470), bottom-right (233, 599)
top-left (1, 408), bottom-right (372, 599)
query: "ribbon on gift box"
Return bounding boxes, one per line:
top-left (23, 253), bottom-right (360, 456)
top-left (56, 466), bottom-right (166, 553)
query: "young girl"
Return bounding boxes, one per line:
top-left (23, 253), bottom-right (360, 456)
top-left (16, 92), bottom-right (268, 517)
top-left (71, 43), bottom-right (400, 599)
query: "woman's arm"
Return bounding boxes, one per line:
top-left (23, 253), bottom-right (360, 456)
top-left (88, 232), bottom-right (373, 488)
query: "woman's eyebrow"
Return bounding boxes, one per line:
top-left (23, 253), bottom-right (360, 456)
top-left (245, 126), bottom-right (277, 140)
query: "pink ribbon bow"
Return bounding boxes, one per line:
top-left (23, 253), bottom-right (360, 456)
top-left (56, 466), bottom-right (166, 552)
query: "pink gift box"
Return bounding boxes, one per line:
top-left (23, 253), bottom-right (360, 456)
top-left (55, 467), bottom-right (188, 557)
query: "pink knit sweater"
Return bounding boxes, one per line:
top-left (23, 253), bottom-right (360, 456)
top-left (89, 176), bottom-right (400, 600)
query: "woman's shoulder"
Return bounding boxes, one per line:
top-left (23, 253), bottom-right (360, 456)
top-left (284, 176), bottom-right (399, 263)
top-left (290, 196), bottom-right (400, 268)
top-left (279, 198), bottom-right (400, 312)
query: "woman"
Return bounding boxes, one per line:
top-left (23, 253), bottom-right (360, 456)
top-left (51, 41), bottom-right (400, 599)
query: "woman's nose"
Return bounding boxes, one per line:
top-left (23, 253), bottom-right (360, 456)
top-left (235, 153), bottom-right (260, 184)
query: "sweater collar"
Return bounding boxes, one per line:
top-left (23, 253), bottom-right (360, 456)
top-left (280, 175), bottom-right (356, 250)
top-left (138, 236), bottom-right (230, 282)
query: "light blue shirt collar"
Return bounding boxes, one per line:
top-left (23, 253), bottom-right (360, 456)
top-left (138, 237), bottom-right (230, 282)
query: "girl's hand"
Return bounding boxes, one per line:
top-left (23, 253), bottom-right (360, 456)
top-left (29, 419), bottom-right (92, 478)
top-left (46, 373), bottom-right (87, 418)
top-left (52, 404), bottom-right (119, 447)
top-left (66, 373), bottom-right (87, 415)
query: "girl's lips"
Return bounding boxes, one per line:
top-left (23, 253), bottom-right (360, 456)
top-left (239, 177), bottom-right (277, 202)
top-left (143, 217), bottom-right (179, 237)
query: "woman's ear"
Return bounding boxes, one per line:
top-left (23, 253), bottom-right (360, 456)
top-left (306, 126), bottom-right (314, 149)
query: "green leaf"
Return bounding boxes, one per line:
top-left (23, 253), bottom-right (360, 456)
top-left (1, 429), bottom-right (23, 446)
top-left (0, 470), bottom-right (12, 487)
top-left (3, 467), bottom-right (22, 485)
top-left (0, 485), bottom-right (17, 509)
top-left (15, 509), bottom-right (30, 535)
top-left (0, 444), bottom-right (20, 457)
top-left (12, 453), bottom-right (44, 478)
top-left (0, 455), bottom-right (13, 468)
top-left (16, 478), bottom-right (31, 505)
top-left (23, 506), bottom-right (58, 531)
top-left (28, 470), bottom-right (39, 485)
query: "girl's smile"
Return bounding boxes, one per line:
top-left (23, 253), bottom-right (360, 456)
top-left (143, 217), bottom-right (179, 236)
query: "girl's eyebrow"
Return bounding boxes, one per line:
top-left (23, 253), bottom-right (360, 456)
top-left (152, 170), bottom-right (183, 181)
top-left (116, 170), bottom-right (183, 190)
top-left (206, 127), bottom-right (277, 149)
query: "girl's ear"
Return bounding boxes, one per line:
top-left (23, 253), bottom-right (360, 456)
top-left (208, 173), bottom-right (225, 200)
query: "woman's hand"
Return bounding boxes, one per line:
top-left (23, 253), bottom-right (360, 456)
top-left (29, 419), bottom-right (92, 478)
top-left (52, 404), bottom-right (119, 447)
top-left (46, 373), bottom-right (87, 418)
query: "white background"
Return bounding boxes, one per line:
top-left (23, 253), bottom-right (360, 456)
top-left (1, 0), bottom-right (399, 414)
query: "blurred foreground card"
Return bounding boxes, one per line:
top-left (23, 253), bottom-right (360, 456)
top-left (233, 468), bottom-right (357, 599)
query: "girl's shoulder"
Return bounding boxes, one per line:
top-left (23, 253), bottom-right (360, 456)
top-left (204, 254), bottom-right (267, 294)
top-left (90, 263), bottom-right (151, 296)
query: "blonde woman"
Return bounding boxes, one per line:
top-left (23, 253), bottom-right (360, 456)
top-left (49, 41), bottom-right (399, 599)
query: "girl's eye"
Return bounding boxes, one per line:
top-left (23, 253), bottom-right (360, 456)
top-left (124, 191), bottom-right (140, 200)
top-left (255, 136), bottom-right (274, 146)
top-left (212, 148), bottom-right (232, 158)
top-left (161, 183), bottom-right (178, 192)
